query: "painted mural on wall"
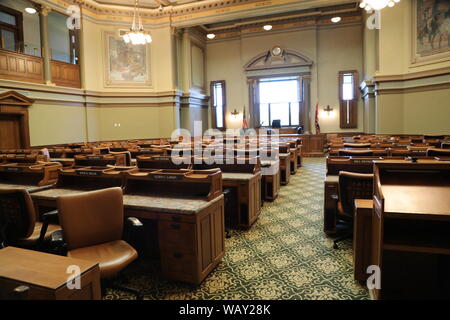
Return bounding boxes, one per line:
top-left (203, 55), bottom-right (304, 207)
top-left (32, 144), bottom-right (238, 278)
top-left (416, 0), bottom-right (450, 57)
top-left (104, 33), bottom-right (151, 87)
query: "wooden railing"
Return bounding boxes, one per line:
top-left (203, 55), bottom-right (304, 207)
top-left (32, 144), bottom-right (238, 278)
top-left (50, 60), bottom-right (81, 88)
top-left (0, 49), bottom-right (44, 84)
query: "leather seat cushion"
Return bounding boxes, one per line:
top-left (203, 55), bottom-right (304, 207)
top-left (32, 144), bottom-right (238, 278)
top-left (17, 223), bottom-right (61, 246)
top-left (67, 240), bottom-right (138, 279)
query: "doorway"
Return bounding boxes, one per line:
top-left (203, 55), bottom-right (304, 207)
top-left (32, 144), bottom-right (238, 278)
top-left (0, 114), bottom-right (23, 149)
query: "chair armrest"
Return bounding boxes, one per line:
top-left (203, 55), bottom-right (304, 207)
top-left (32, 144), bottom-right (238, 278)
top-left (38, 210), bottom-right (59, 248)
top-left (42, 210), bottom-right (58, 221)
top-left (126, 217), bottom-right (143, 228)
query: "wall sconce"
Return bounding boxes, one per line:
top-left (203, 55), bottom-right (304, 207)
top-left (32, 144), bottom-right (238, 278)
top-left (323, 105), bottom-right (334, 117)
top-left (231, 109), bottom-right (240, 119)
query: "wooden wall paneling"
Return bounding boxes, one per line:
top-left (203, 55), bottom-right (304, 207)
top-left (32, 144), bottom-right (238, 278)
top-left (0, 49), bottom-right (44, 84)
top-left (50, 60), bottom-right (81, 88)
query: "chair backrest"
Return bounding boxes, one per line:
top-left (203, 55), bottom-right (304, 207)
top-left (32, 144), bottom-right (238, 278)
top-left (338, 149), bottom-right (374, 157)
top-left (56, 187), bottom-right (124, 250)
top-left (0, 189), bottom-right (35, 243)
top-left (427, 148), bottom-right (450, 157)
top-left (343, 143), bottom-right (371, 148)
top-left (441, 143), bottom-right (450, 150)
top-left (338, 171), bottom-right (374, 215)
top-left (110, 151), bottom-right (132, 166)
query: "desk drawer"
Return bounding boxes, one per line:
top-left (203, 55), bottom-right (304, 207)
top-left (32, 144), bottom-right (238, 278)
top-left (158, 220), bottom-right (196, 250)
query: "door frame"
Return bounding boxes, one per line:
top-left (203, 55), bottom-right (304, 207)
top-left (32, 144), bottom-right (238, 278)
top-left (0, 91), bottom-right (33, 148)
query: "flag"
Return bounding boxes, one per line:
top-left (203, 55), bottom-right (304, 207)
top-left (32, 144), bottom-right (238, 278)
top-left (242, 106), bottom-right (248, 129)
top-left (315, 103), bottom-right (320, 135)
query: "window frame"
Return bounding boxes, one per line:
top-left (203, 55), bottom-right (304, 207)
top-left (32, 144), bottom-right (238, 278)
top-left (210, 80), bottom-right (227, 130)
top-left (338, 70), bottom-right (358, 129)
top-left (257, 76), bottom-right (302, 128)
top-left (0, 4), bottom-right (24, 53)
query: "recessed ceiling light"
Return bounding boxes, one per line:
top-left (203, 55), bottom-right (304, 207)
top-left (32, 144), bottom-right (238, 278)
top-left (331, 16), bottom-right (341, 23)
top-left (263, 25), bottom-right (273, 31)
top-left (25, 7), bottom-right (37, 14)
top-left (207, 33), bottom-right (216, 39)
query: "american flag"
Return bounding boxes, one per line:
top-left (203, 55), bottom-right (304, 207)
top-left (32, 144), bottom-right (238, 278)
top-left (315, 103), bottom-right (320, 134)
top-left (242, 106), bottom-right (248, 129)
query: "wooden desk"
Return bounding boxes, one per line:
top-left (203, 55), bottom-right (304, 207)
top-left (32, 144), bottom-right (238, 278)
top-left (31, 188), bottom-right (225, 285)
top-left (279, 153), bottom-right (290, 185)
top-left (353, 199), bottom-right (373, 284)
top-left (222, 172), bottom-right (261, 228)
top-left (261, 160), bottom-right (280, 201)
top-left (0, 247), bottom-right (101, 300)
top-left (371, 160), bottom-right (450, 299)
top-left (323, 175), bottom-right (338, 234)
top-left (290, 148), bottom-right (298, 174)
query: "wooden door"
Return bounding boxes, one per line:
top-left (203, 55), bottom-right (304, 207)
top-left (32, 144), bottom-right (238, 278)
top-left (0, 114), bottom-right (22, 149)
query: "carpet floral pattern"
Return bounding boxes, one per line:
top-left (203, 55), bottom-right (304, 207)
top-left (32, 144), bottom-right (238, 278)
top-left (106, 158), bottom-right (370, 300)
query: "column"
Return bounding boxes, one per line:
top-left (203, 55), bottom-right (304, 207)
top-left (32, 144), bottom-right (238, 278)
top-left (302, 75), bottom-right (311, 134)
top-left (39, 5), bottom-right (54, 85)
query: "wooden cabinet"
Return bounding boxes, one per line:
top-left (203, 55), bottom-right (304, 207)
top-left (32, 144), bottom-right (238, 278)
top-left (300, 134), bottom-right (326, 157)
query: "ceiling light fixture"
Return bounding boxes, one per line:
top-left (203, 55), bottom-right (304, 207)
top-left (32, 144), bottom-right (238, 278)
top-left (360, 0), bottom-right (400, 11)
top-left (331, 16), bottom-right (341, 23)
top-left (122, 0), bottom-right (152, 45)
top-left (263, 25), bottom-right (273, 31)
top-left (207, 33), bottom-right (216, 39)
top-left (25, 7), bottom-right (37, 14)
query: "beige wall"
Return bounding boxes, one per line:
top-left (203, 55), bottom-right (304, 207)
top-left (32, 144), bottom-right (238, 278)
top-left (206, 24), bottom-right (364, 133)
top-left (373, 1), bottom-right (450, 134)
top-left (28, 103), bottom-right (87, 146)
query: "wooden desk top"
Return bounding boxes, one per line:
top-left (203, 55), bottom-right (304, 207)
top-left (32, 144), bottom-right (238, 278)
top-left (222, 172), bottom-right (261, 181)
top-left (355, 199), bottom-right (373, 209)
top-left (31, 188), bottom-right (224, 215)
top-left (325, 175), bottom-right (339, 184)
top-left (0, 183), bottom-right (53, 193)
top-left (0, 247), bottom-right (98, 290)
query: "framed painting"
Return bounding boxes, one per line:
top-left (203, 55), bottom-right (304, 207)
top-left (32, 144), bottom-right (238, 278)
top-left (412, 0), bottom-right (450, 65)
top-left (103, 32), bottom-right (151, 87)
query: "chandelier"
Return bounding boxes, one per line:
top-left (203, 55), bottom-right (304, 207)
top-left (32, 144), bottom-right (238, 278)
top-left (123, 0), bottom-right (152, 45)
top-left (360, 0), bottom-right (400, 11)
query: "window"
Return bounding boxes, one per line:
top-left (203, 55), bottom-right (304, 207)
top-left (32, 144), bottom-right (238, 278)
top-left (210, 80), bottom-right (226, 129)
top-left (258, 77), bottom-right (300, 127)
top-left (0, 5), bottom-right (23, 53)
top-left (339, 71), bottom-right (358, 128)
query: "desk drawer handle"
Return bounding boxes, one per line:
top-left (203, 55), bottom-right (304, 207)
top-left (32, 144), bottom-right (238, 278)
top-left (171, 224), bottom-right (181, 230)
top-left (174, 252), bottom-right (183, 259)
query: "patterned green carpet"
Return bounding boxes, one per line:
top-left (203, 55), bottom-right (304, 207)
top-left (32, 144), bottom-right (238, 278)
top-left (106, 158), bottom-right (370, 300)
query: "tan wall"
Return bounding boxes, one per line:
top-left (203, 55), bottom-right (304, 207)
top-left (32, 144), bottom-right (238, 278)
top-left (206, 24), bottom-right (364, 133)
top-left (374, 1), bottom-right (450, 134)
top-left (28, 103), bottom-right (86, 146)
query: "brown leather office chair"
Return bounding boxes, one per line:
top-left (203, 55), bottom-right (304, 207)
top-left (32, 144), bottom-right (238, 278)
top-left (110, 151), bottom-right (133, 166)
top-left (0, 189), bottom-right (60, 249)
top-left (56, 187), bottom-right (143, 299)
top-left (442, 143), bottom-right (450, 150)
top-left (343, 143), bottom-right (371, 149)
top-left (332, 171), bottom-right (374, 249)
top-left (338, 149), bottom-right (374, 157)
top-left (427, 148), bottom-right (450, 157)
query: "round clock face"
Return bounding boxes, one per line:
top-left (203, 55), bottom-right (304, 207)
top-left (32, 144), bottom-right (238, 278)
top-left (272, 46), bottom-right (282, 56)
